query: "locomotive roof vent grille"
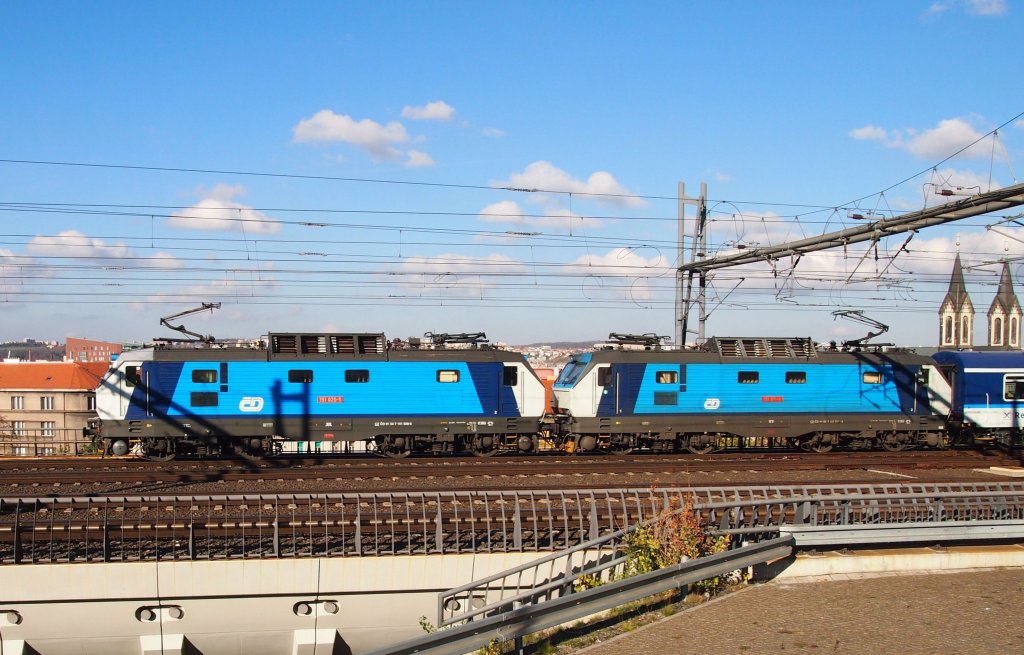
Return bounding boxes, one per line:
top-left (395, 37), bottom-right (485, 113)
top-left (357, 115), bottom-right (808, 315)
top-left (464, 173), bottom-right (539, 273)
top-left (708, 337), bottom-right (818, 359)
top-left (272, 334), bottom-right (298, 354)
top-left (269, 333), bottom-right (387, 357)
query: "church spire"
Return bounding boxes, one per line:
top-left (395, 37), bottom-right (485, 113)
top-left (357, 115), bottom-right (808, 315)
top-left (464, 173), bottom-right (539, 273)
top-left (987, 260), bottom-right (1022, 349)
top-left (939, 253), bottom-right (974, 348)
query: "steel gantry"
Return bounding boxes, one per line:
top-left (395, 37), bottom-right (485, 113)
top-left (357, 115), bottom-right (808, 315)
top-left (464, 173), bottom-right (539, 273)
top-left (677, 181), bottom-right (1024, 343)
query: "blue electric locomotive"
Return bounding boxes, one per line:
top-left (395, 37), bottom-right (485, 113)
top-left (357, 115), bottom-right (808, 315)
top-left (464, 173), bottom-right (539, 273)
top-left (552, 335), bottom-right (948, 453)
top-left (88, 332), bottom-right (547, 459)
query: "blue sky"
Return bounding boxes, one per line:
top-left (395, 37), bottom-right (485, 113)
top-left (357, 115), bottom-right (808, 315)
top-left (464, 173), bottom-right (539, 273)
top-left (1, 1), bottom-right (1022, 347)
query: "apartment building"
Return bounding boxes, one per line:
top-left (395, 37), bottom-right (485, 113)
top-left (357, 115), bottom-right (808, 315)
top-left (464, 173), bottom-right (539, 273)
top-left (66, 336), bottom-right (123, 364)
top-left (0, 361), bottom-right (109, 455)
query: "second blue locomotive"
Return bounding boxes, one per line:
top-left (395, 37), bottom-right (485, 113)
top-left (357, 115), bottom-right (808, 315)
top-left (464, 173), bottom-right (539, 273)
top-left (552, 335), bottom-right (949, 453)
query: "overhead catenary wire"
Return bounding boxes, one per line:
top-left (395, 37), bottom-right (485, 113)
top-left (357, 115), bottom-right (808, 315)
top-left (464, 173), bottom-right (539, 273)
top-left (2, 110), bottom-right (1023, 335)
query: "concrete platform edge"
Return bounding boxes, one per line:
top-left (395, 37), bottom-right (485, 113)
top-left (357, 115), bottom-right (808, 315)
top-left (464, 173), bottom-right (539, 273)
top-left (753, 543), bottom-right (1024, 581)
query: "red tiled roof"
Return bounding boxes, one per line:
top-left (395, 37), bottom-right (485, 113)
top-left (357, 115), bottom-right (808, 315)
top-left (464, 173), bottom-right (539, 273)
top-left (0, 362), bottom-right (109, 391)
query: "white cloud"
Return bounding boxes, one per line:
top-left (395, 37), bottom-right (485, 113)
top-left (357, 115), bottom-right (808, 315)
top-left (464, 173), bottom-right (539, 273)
top-left (394, 253), bottom-right (528, 296)
top-left (0, 247), bottom-right (19, 277)
top-left (399, 253), bottom-right (527, 276)
top-left (168, 184), bottom-right (282, 234)
top-left (849, 125), bottom-right (888, 141)
top-left (404, 150), bottom-right (435, 168)
top-left (564, 248), bottom-right (672, 301)
top-left (926, 0), bottom-right (1007, 15)
top-left (292, 109), bottom-right (409, 161)
top-left (907, 118), bottom-right (989, 159)
top-left (923, 167), bottom-right (1002, 202)
top-left (849, 117), bottom-right (992, 160)
top-left (151, 278), bottom-right (277, 304)
top-left (481, 127), bottom-right (506, 138)
top-left (966, 0), bottom-right (1008, 15)
top-left (25, 230), bottom-right (182, 269)
top-left (401, 101), bottom-right (455, 121)
top-left (496, 161), bottom-right (645, 208)
top-left (478, 201), bottom-right (599, 230)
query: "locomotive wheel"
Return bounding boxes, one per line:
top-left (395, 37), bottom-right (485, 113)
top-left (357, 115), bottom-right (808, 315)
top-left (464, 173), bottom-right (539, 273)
top-left (376, 435), bottom-right (412, 459)
top-left (685, 434), bottom-right (717, 455)
top-left (232, 439), bottom-right (266, 461)
top-left (801, 433), bottom-right (834, 453)
top-left (606, 434), bottom-right (632, 455)
top-left (468, 435), bottom-right (499, 457)
top-left (141, 438), bottom-right (176, 462)
top-left (880, 433), bottom-right (911, 452)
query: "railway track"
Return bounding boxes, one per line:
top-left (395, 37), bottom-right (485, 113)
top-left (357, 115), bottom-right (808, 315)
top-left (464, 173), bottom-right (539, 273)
top-left (3, 481), bottom-right (1023, 565)
top-left (0, 450), bottom-right (1017, 491)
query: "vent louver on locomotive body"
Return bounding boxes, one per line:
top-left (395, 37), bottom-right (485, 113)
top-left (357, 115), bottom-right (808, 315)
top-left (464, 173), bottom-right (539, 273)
top-left (706, 337), bottom-right (817, 359)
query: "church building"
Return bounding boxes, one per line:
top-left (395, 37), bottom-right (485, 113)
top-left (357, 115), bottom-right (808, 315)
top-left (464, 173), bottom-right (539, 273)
top-left (938, 256), bottom-right (1021, 350)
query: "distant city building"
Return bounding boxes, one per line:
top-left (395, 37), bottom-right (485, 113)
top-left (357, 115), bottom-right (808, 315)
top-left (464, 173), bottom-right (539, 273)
top-left (66, 336), bottom-right (122, 363)
top-left (0, 361), bottom-right (108, 455)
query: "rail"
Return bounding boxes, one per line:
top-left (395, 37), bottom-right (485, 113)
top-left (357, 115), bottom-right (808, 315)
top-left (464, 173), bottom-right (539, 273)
top-left (1, 482), bottom-right (1022, 565)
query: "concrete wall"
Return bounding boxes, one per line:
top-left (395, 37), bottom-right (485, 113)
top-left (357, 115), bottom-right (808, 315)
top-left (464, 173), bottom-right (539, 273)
top-left (0, 552), bottom-right (543, 655)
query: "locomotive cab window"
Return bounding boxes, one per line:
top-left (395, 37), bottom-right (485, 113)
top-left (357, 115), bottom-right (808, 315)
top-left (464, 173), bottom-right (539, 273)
top-left (192, 369), bottom-right (218, 383)
top-left (1003, 375), bottom-right (1024, 401)
top-left (503, 366), bottom-right (518, 386)
top-left (124, 366), bottom-right (140, 387)
top-left (345, 369), bottom-right (369, 383)
top-left (738, 371), bottom-right (759, 384)
top-left (288, 369), bottom-right (314, 383)
top-left (656, 371), bottom-right (677, 384)
top-left (437, 370), bottom-right (460, 383)
top-left (862, 371), bottom-right (883, 385)
top-left (785, 371), bottom-right (806, 384)
top-left (597, 366), bottom-right (612, 387)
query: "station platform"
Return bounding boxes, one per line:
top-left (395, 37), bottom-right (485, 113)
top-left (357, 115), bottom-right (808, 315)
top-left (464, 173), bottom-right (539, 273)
top-left (579, 548), bottom-right (1024, 655)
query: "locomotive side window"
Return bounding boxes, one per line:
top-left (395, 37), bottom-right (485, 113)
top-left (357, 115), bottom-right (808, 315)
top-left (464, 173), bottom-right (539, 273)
top-left (192, 369), bottom-right (218, 383)
top-left (597, 367), bottom-right (612, 387)
top-left (786, 371), bottom-right (806, 384)
top-left (345, 369), bottom-right (370, 383)
top-left (437, 370), bottom-right (460, 383)
top-left (862, 371), bottom-right (883, 384)
top-left (656, 371), bottom-right (677, 384)
top-left (288, 370), bottom-right (314, 383)
top-left (503, 366), bottom-right (518, 386)
top-left (124, 366), bottom-right (140, 387)
top-left (1003, 375), bottom-right (1024, 401)
top-left (738, 371), bottom-right (759, 384)
top-left (191, 392), bottom-right (218, 407)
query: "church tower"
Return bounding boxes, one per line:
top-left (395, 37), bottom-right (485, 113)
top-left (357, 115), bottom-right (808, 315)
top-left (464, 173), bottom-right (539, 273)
top-left (939, 253), bottom-right (974, 349)
top-left (987, 261), bottom-right (1022, 349)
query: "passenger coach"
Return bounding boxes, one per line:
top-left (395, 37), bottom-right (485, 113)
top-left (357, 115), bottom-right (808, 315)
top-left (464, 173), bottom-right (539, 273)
top-left (931, 350), bottom-right (1024, 447)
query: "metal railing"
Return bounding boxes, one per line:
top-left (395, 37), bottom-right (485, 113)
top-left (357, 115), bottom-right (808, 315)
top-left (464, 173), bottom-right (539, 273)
top-left (366, 482), bottom-right (1024, 655)
top-left (0, 428), bottom-right (97, 456)
top-left (369, 537), bottom-right (795, 655)
top-left (2, 482), bottom-right (1023, 565)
